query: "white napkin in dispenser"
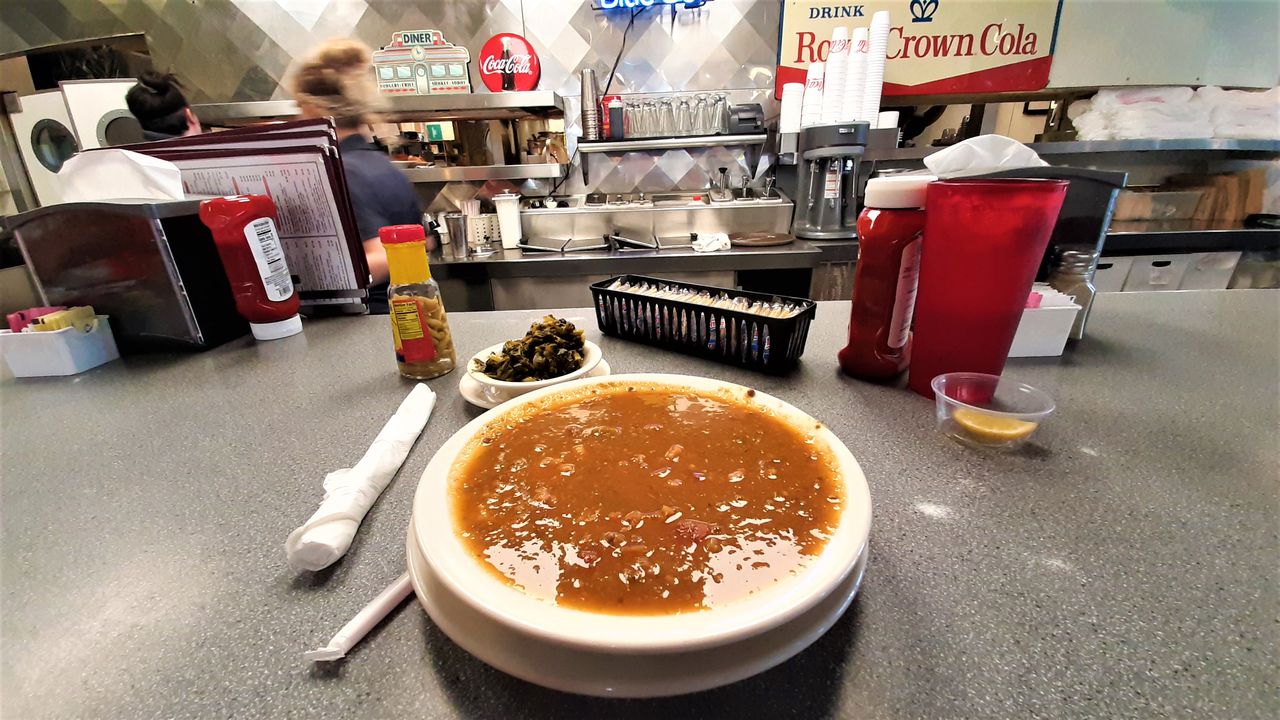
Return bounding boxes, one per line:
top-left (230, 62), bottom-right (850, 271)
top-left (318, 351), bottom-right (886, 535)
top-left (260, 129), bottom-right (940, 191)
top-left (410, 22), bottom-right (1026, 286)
top-left (59, 149), bottom-right (185, 203)
top-left (923, 135), bottom-right (1049, 179)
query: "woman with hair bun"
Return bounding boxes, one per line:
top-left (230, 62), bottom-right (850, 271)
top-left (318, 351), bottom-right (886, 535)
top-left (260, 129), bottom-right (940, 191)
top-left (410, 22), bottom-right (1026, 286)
top-left (125, 71), bottom-right (202, 140)
top-left (291, 38), bottom-right (421, 313)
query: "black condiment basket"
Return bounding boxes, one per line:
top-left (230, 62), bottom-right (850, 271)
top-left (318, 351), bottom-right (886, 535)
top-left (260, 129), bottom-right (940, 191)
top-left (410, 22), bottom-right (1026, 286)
top-left (589, 275), bottom-right (818, 374)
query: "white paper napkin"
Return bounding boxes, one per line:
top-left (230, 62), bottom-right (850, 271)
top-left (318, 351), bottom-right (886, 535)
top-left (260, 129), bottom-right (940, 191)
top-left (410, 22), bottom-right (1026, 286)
top-left (59, 149), bottom-right (184, 202)
top-left (692, 232), bottom-right (731, 252)
top-left (923, 135), bottom-right (1048, 178)
top-left (285, 384), bottom-right (437, 571)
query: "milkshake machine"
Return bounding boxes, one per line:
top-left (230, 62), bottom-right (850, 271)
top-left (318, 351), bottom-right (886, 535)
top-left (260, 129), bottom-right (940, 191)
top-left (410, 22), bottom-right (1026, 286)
top-left (784, 121), bottom-right (870, 240)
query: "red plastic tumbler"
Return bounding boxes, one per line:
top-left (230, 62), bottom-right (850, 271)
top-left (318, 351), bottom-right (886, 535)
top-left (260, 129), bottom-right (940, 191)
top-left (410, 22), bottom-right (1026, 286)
top-left (907, 179), bottom-right (1068, 398)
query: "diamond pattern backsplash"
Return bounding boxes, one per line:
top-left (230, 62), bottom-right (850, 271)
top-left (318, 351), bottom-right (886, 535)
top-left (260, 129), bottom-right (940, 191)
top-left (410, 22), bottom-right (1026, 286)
top-left (3, 0), bottom-right (783, 205)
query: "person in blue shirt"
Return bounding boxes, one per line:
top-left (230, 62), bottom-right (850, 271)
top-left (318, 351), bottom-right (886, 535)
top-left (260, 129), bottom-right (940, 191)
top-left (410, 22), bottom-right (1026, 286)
top-left (290, 39), bottom-right (422, 313)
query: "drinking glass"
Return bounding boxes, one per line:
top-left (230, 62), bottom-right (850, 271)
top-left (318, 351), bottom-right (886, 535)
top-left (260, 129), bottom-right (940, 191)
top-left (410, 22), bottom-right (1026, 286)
top-left (624, 100), bottom-right (641, 138)
top-left (692, 94), bottom-right (710, 135)
top-left (675, 98), bottom-right (693, 136)
top-left (907, 179), bottom-right (1069, 398)
top-left (639, 101), bottom-right (658, 139)
top-left (657, 99), bottom-right (676, 138)
top-left (712, 93), bottom-right (729, 134)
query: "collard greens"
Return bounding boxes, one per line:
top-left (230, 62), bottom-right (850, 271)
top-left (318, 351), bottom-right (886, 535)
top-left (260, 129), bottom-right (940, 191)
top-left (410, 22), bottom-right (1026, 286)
top-left (475, 315), bottom-right (585, 382)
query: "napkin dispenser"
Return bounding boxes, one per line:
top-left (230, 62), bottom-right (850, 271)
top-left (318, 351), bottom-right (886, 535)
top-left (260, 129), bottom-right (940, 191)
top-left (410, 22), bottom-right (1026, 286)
top-left (974, 166), bottom-right (1128, 280)
top-left (5, 199), bottom-right (248, 350)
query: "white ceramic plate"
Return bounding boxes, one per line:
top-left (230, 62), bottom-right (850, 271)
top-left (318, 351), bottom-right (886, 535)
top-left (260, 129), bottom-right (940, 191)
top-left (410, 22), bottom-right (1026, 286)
top-left (459, 359), bottom-right (612, 409)
top-left (461, 340), bottom-right (603, 409)
top-left (413, 374), bottom-right (871, 655)
top-left (407, 522), bottom-right (867, 698)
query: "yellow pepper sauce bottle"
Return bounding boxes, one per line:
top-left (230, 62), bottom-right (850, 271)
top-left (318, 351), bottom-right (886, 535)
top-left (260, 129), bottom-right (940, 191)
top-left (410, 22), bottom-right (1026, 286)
top-left (378, 224), bottom-right (456, 379)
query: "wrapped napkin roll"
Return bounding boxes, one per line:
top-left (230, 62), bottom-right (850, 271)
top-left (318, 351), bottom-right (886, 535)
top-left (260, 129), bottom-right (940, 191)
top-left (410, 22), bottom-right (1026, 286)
top-left (286, 384), bottom-right (437, 571)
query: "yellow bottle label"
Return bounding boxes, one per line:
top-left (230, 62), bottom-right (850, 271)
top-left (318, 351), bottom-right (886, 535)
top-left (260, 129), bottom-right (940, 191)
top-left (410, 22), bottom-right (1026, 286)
top-left (390, 296), bottom-right (435, 362)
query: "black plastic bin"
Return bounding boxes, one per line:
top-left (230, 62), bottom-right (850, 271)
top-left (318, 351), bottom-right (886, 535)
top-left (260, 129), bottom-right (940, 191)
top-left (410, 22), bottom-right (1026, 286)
top-left (589, 275), bottom-right (817, 374)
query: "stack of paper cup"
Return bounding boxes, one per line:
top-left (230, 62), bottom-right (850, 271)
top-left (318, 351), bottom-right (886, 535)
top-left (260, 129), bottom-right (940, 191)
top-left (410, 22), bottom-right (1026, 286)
top-left (843, 27), bottom-right (869, 122)
top-left (861, 12), bottom-right (890, 124)
top-left (821, 27), bottom-right (850, 124)
top-left (779, 83), bottom-right (804, 134)
top-left (801, 61), bottom-right (825, 127)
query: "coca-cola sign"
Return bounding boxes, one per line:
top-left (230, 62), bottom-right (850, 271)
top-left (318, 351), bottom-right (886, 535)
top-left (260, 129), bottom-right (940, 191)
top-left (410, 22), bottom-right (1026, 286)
top-left (478, 33), bottom-right (540, 92)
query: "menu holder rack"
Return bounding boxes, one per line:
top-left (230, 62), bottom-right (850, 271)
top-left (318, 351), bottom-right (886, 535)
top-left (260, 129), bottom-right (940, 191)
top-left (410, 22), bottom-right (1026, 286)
top-left (589, 274), bottom-right (817, 374)
top-left (95, 118), bottom-right (369, 311)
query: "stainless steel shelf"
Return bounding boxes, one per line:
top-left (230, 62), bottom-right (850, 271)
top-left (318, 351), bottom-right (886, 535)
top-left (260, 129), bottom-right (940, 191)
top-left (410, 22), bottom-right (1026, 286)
top-left (578, 134), bottom-right (768, 152)
top-left (867, 138), bottom-right (1280, 162)
top-left (191, 101), bottom-right (300, 125)
top-left (400, 163), bottom-right (566, 183)
top-left (380, 91), bottom-right (564, 121)
top-left (192, 91), bottom-right (564, 125)
top-left (1104, 219), bottom-right (1279, 254)
top-left (1037, 138), bottom-right (1280, 154)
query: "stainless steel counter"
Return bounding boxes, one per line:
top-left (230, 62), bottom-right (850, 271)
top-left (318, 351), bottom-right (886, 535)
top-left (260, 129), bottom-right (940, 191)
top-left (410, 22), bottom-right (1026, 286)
top-left (428, 241), bottom-right (821, 278)
top-left (2, 290), bottom-right (1276, 718)
top-left (428, 242), bottom-right (822, 311)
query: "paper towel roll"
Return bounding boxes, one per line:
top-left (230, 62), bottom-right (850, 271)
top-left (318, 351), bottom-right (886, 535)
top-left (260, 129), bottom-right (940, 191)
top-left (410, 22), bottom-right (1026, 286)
top-left (861, 12), bottom-right (890, 124)
top-left (780, 83), bottom-right (804, 134)
top-left (821, 27), bottom-right (849, 125)
top-left (801, 61), bottom-right (825, 127)
top-left (843, 27), bottom-right (869, 122)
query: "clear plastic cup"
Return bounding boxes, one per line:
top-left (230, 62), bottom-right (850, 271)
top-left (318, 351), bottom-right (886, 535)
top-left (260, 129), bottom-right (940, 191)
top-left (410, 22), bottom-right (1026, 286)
top-left (931, 372), bottom-right (1054, 450)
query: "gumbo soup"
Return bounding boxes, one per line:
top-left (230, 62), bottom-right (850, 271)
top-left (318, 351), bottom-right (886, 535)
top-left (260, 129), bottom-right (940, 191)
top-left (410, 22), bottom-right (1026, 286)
top-left (451, 383), bottom-right (844, 615)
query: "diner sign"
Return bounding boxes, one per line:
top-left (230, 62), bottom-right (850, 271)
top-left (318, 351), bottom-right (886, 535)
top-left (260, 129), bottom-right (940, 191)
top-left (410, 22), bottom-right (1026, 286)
top-left (372, 29), bottom-right (473, 96)
top-left (776, 0), bottom-right (1063, 97)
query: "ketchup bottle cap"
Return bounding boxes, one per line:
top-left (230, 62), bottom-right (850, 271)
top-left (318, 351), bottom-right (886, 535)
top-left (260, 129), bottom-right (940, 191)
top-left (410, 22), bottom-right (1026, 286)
top-left (379, 224), bottom-right (427, 244)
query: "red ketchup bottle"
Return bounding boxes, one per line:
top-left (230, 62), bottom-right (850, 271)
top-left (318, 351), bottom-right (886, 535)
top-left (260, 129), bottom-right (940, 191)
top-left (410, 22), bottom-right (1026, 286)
top-left (198, 195), bottom-right (303, 341)
top-left (838, 175), bottom-right (935, 381)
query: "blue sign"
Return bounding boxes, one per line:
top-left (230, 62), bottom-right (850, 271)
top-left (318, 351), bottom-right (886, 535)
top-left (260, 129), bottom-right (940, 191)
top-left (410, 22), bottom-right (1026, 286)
top-left (599, 0), bottom-right (708, 10)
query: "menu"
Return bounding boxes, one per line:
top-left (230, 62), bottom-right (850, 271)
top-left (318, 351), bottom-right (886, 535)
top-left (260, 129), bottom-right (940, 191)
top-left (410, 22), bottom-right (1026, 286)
top-left (176, 154), bottom-right (360, 296)
top-left (105, 119), bottom-right (369, 309)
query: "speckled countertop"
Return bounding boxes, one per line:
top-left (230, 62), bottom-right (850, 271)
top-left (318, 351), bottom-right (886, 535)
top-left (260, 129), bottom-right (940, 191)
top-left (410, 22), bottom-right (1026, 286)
top-left (2, 290), bottom-right (1276, 719)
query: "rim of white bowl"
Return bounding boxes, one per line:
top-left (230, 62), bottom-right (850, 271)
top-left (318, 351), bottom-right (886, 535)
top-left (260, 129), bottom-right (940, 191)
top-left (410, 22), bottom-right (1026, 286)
top-left (412, 373), bottom-right (872, 655)
top-left (931, 372), bottom-right (1056, 418)
top-left (465, 340), bottom-right (602, 390)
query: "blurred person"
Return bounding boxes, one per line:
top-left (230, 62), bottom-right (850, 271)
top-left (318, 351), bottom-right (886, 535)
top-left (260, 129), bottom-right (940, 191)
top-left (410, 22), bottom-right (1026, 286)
top-left (290, 39), bottom-right (421, 313)
top-left (125, 71), bottom-right (202, 140)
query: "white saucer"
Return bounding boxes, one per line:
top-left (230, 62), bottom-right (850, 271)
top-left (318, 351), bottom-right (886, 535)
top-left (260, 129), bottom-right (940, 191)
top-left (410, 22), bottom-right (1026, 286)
top-left (458, 359), bottom-right (612, 409)
top-left (406, 523), bottom-right (867, 698)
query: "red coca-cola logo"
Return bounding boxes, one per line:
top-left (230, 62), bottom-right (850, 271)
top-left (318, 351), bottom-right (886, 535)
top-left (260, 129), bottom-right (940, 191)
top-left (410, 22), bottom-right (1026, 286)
top-left (478, 33), bottom-right (540, 92)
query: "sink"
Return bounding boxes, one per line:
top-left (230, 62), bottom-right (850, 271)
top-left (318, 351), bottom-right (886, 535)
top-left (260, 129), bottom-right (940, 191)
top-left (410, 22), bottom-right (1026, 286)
top-left (651, 192), bottom-right (708, 207)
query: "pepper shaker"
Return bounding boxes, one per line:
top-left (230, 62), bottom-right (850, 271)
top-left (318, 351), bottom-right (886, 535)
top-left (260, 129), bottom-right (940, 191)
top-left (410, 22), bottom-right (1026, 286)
top-left (1047, 248), bottom-right (1099, 340)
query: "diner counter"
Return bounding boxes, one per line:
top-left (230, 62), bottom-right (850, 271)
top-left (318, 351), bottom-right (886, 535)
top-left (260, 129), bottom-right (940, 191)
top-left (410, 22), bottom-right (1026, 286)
top-left (426, 241), bottom-right (823, 311)
top-left (2, 290), bottom-right (1277, 718)
top-left (426, 240), bottom-right (822, 279)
